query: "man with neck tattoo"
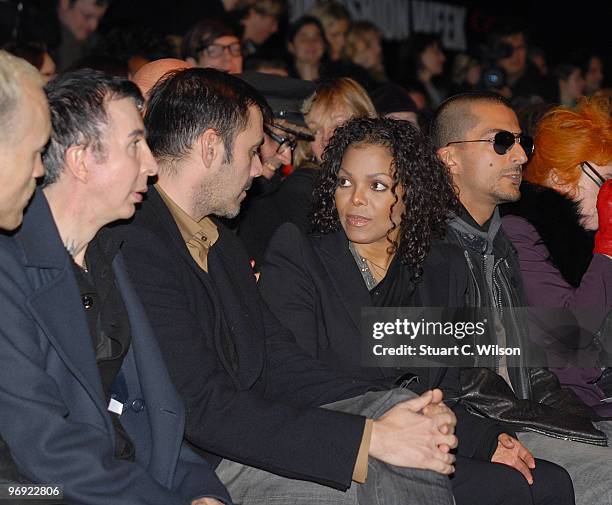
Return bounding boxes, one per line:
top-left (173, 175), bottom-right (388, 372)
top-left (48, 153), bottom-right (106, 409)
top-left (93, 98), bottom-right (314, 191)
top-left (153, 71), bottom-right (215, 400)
top-left (434, 92), bottom-right (612, 505)
top-left (0, 68), bottom-right (231, 505)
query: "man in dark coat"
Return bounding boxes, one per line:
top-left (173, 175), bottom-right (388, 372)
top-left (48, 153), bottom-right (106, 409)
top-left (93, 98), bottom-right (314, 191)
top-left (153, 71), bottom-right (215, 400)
top-left (111, 67), bottom-right (459, 505)
top-left (0, 67), bottom-right (231, 505)
top-left (433, 91), bottom-right (612, 505)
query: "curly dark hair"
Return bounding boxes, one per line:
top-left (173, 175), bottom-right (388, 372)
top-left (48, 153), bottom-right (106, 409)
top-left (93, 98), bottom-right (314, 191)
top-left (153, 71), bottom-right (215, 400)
top-left (312, 117), bottom-right (459, 272)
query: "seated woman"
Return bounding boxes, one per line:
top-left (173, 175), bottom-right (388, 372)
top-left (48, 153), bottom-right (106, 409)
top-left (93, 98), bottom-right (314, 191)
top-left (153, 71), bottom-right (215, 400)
top-left (260, 117), bottom-right (574, 505)
top-left (501, 96), bottom-right (612, 415)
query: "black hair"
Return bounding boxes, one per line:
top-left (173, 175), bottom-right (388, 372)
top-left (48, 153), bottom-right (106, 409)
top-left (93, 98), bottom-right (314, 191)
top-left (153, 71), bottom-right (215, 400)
top-left (287, 15), bottom-right (326, 45)
top-left (94, 25), bottom-right (173, 64)
top-left (66, 54), bottom-right (128, 78)
top-left (487, 17), bottom-right (528, 46)
top-left (181, 19), bottom-right (239, 61)
top-left (430, 91), bottom-right (512, 149)
top-left (312, 117), bottom-right (459, 272)
top-left (402, 33), bottom-right (442, 71)
top-left (43, 68), bottom-right (143, 185)
top-left (554, 63), bottom-right (581, 82)
top-left (144, 67), bottom-right (268, 174)
top-left (568, 49), bottom-right (603, 77)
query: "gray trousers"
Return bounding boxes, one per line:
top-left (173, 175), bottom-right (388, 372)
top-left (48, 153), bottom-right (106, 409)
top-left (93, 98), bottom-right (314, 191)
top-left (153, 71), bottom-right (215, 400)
top-left (216, 389), bottom-right (454, 505)
top-left (517, 420), bottom-right (612, 505)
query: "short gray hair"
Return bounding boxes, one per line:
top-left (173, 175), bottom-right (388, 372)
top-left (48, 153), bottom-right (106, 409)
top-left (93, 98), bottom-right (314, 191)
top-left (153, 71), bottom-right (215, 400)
top-left (0, 50), bottom-right (43, 143)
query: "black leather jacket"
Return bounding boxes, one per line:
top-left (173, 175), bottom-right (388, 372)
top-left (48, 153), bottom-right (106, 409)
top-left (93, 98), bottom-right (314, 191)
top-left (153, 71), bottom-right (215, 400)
top-left (445, 208), bottom-right (606, 446)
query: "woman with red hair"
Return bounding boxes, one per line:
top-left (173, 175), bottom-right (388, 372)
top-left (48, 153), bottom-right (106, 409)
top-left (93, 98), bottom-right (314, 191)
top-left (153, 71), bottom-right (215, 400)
top-left (501, 96), bottom-right (612, 414)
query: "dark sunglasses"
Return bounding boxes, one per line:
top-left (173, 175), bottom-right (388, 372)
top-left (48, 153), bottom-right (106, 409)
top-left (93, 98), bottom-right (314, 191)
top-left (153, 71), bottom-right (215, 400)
top-left (264, 126), bottom-right (297, 153)
top-left (447, 130), bottom-right (534, 156)
top-left (582, 161), bottom-right (608, 188)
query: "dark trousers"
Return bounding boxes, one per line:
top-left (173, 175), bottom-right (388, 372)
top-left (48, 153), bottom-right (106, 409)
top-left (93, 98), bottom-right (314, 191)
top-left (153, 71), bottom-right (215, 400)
top-left (452, 455), bottom-right (575, 505)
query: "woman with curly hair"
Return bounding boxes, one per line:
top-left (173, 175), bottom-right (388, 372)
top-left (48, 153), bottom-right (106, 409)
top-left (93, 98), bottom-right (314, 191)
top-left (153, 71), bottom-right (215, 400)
top-left (260, 117), bottom-right (462, 371)
top-left (260, 116), bottom-right (574, 505)
top-left (501, 96), bottom-right (612, 414)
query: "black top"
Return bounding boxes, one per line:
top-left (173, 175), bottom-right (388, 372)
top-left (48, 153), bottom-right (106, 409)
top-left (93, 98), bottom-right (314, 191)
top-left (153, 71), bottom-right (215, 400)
top-left (260, 223), bottom-right (510, 460)
top-left (71, 231), bottom-right (134, 461)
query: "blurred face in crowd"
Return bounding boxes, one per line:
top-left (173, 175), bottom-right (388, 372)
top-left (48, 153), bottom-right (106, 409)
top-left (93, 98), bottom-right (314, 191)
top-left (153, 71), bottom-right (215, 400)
top-left (260, 120), bottom-right (295, 179)
top-left (529, 53), bottom-right (547, 76)
top-left (289, 23), bottom-right (325, 66)
top-left (408, 90), bottom-right (426, 111)
top-left (559, 68), bottom-right (585, 105)
top-left (242, 9), bottom-right (279, 45)
top-left (420, 41), bottom-right (445, 76)
top-left (585, 56), bottom-right (604, 95)
top-left (84, 98), bottom-right (158, 225)
top-left (439, 103), bottom-right (528, 224)
top-left (497, 33), bottom-right (527, 79)
top-left (351, 31), bottom-right (382, 71)
top-left (0, 79), bottom-right (50, 230)
top-left (335, 144), bottom-right (404, 248)
top-left (325, 19), bottom-right (349, 61)
top-left (307, 101), bottom-right (352, 163)
top-left (197, 35), bottom-right (243, 74)
top-left (58, 0), bottom-right (108, 41)
top-left (40, 53), bottom-right (57, 84)
top-left (572, 162), bottom-right (612, 230)
top-left (196, 105), bottom-right (264, 218)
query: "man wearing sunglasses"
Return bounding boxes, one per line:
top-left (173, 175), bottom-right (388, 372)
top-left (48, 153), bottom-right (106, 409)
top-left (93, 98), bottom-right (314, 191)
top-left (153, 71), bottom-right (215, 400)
top-left (236, 71), bottom-right (315, 264)
top-left (434, 92), bottom-right (612, 505)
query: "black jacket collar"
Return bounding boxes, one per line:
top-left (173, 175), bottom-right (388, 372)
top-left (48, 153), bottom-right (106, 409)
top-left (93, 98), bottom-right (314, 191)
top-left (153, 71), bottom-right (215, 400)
top-left (501, 181), bottom-right (594, 287)
top-left (311, 229), bottom-right (372, 329)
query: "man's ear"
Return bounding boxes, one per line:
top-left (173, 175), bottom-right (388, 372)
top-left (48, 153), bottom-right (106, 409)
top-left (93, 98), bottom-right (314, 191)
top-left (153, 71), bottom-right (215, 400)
top-left (436, 146), bottom-right (461, 176)
top-left (287, 42), bottom-right (295, 56)
top-left (199, 129), bottom-right (224, 169)
top-left (64, 144), bottom-right (89, 183)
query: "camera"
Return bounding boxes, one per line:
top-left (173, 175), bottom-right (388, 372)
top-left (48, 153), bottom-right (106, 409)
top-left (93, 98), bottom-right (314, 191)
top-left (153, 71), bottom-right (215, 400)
top-left (478, 42), bottom-right (514, 91)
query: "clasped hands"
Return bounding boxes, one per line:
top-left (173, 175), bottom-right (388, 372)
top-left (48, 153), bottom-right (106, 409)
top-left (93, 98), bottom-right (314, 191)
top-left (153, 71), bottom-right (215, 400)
top-left (369, 388), bottom-right (536, 484)
top-left (369, 388), bottom-right (458, 475)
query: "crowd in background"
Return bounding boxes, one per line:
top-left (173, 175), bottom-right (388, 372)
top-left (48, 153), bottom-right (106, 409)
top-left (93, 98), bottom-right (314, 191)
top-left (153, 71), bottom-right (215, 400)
top-left (0, 1), bottom-right (611, 505)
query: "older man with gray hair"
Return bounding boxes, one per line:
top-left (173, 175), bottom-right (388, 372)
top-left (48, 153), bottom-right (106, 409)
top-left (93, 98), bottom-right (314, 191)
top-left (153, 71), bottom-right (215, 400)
top-left (0, 50), bottom-right (50, 232)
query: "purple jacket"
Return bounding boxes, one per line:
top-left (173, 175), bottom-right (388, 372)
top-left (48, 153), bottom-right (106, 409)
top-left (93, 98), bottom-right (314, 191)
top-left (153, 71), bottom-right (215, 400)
top-left (502, 183), bottom-right (612, 416)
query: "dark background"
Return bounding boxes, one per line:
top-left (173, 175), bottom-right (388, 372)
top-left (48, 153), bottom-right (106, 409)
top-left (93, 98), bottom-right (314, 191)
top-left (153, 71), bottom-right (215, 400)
top-left (1, 0), bottom-right (610, 85)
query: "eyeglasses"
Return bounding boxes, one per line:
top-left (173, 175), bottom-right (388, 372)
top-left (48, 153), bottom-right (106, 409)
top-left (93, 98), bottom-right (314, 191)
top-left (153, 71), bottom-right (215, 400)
top-left (447, 130), bottom-right (534, 156)
top-left (198, 42), bottom-right (242, 58)
top-left (582, 161), bottom-right (607, 188)
top-left (265, 126), bottom-right (297, 154)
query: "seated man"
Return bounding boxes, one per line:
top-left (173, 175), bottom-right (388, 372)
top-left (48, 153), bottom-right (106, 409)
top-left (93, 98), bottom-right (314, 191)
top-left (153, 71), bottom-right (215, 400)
top-left (0, 51), bottom-right (47, 232)
top-left (0, 49), bottom-right (49, 492)
top-left (111, 67), bottom-right (458, 505)
top-left (0, 66), bottom-right (230, 505)
top-left (433, 91), bottom-right (612, 505)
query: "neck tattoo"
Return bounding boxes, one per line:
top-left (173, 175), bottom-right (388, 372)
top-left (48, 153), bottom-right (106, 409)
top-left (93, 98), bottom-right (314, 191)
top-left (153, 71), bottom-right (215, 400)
top-left (65, 239), bottom-right (87, 272)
